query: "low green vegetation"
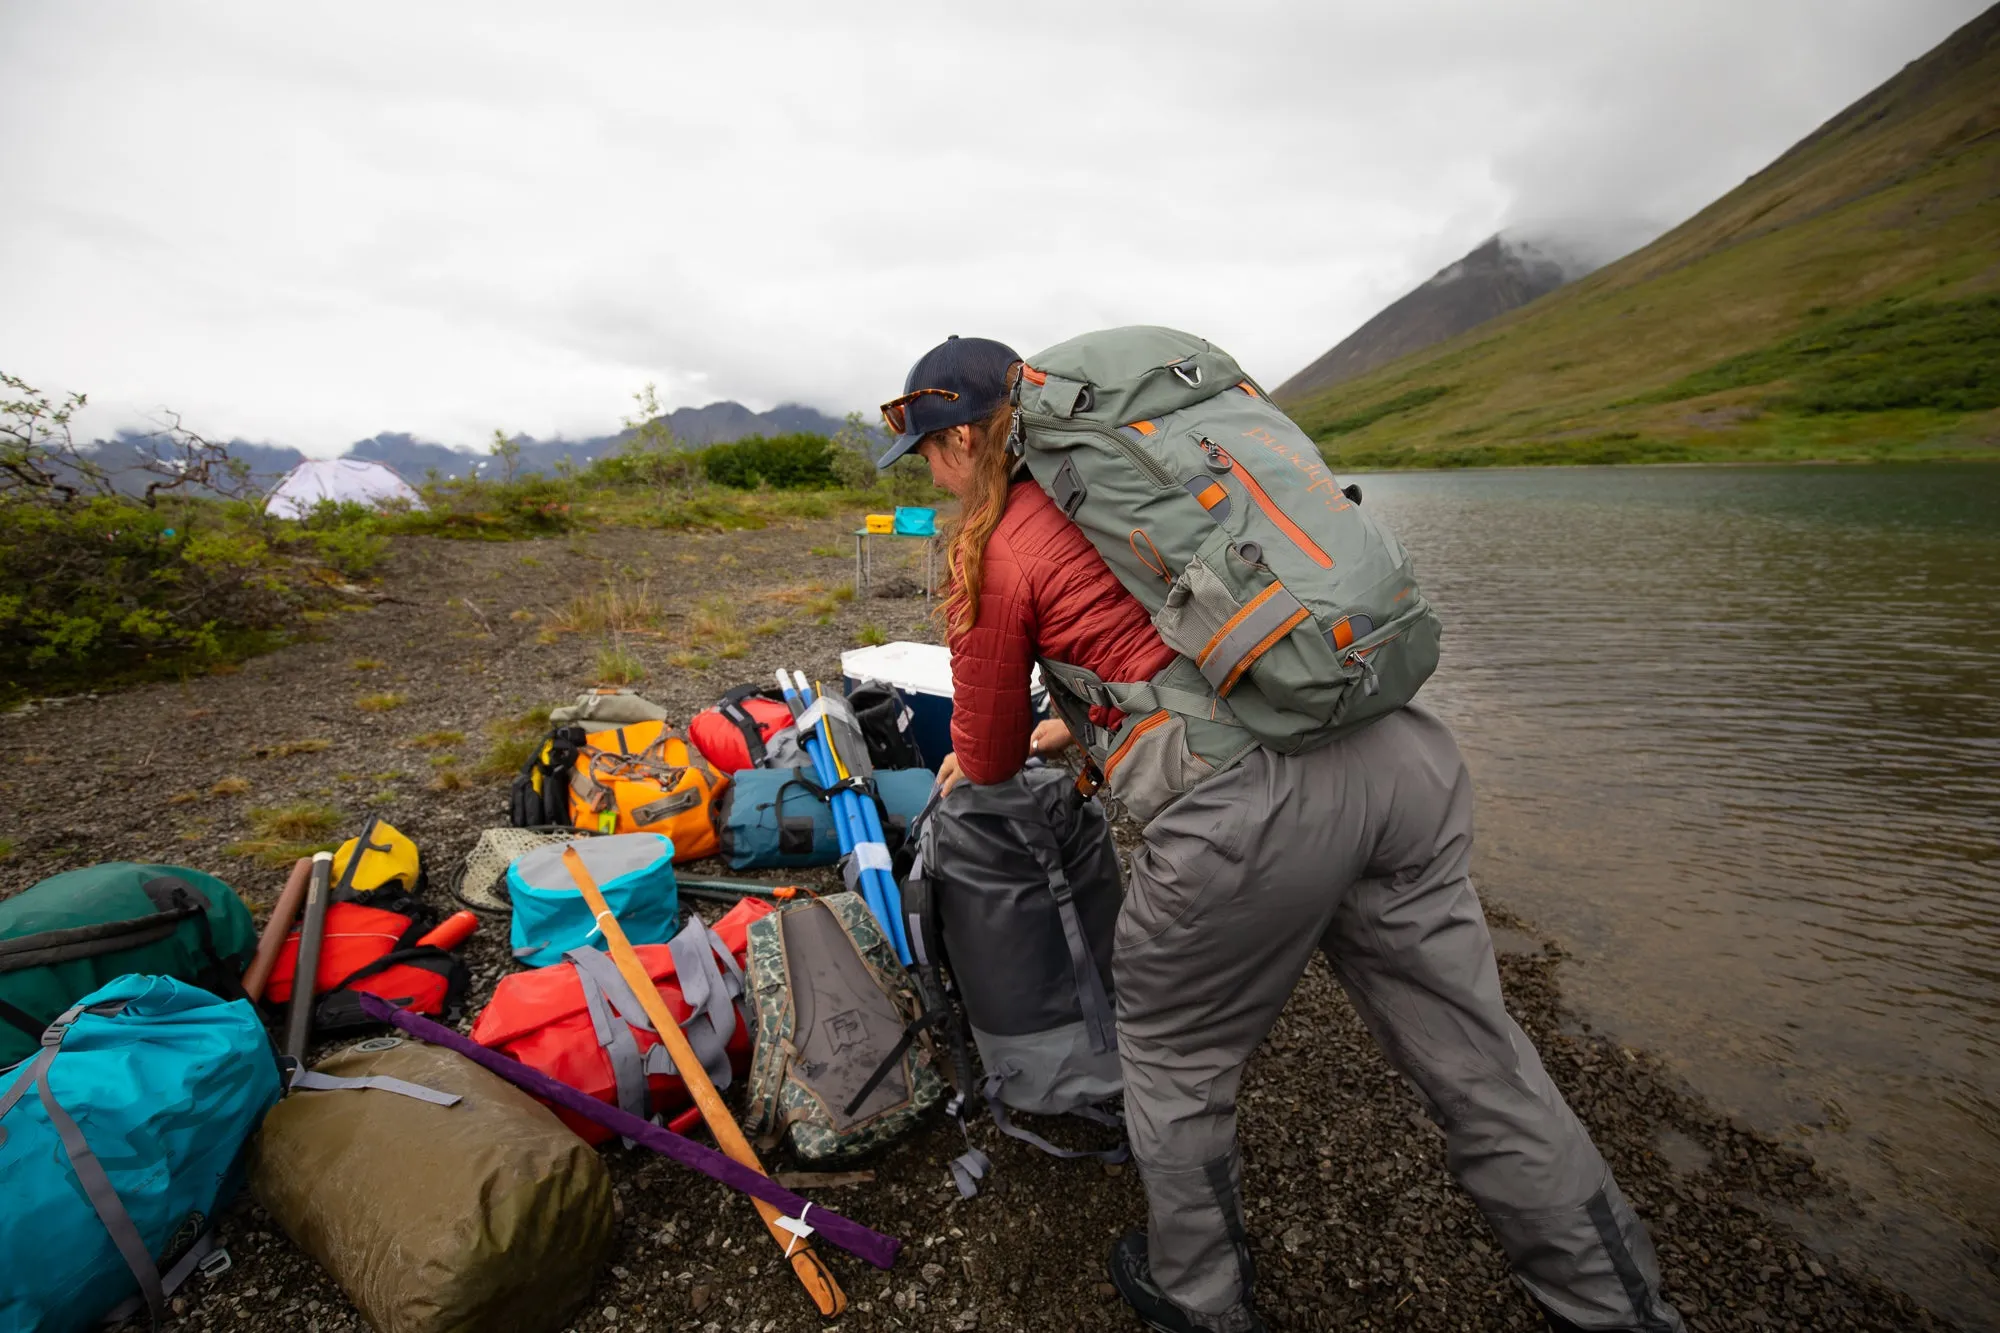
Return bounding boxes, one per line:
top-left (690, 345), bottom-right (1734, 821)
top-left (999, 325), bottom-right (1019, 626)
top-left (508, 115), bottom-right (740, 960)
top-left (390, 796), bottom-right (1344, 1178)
top-left (227, 801), bottom-right (344, 865)
top-left (1315, 385), bottom-right (1453, 437)
top-left (593, 642), bottom-right (645, 685)
top-left (471, 708), bottom-right (549, 783)
top-left (1636, 296), bottom-right (2000, 414)
top-left (4, 370), bottom-right (940, 698)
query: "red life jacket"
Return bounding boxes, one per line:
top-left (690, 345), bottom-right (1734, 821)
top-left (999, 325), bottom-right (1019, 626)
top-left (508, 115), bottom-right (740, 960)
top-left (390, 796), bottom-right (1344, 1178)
top-left (469, 896), bottom-right (774, 1144)
top-left (688, 687), bottom-right (795, 773)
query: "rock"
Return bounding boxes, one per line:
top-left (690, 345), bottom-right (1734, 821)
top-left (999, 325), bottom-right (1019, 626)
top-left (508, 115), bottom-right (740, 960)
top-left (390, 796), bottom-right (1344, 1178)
top-left (689, 1285), bottom-right (711, 1313)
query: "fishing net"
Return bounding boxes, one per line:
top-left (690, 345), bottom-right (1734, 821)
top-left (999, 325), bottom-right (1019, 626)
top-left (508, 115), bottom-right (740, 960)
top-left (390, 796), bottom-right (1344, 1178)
top-left (452, 826), bottom-right (592, 914)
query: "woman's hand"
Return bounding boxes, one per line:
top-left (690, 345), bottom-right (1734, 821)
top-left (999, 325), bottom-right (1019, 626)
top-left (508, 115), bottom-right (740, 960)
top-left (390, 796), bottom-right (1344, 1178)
top-left (939, 719), bottom-right (1072, 797)
top-left (1030, 718), bottom-right (1074, 757)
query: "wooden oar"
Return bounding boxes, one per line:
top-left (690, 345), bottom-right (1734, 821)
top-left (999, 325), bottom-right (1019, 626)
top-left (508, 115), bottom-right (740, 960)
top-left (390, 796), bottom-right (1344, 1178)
top-left (560, 845), bottom-right (846, 1316)
top-left (241, 857), bottom-right (313, 1003)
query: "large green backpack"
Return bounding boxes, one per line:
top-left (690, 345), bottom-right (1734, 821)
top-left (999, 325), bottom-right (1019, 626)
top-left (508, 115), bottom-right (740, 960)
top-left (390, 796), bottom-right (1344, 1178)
top-left (0, 863), bottom-right (257, 1065)
top-left (1012, 326), bottom-right (1442, 821)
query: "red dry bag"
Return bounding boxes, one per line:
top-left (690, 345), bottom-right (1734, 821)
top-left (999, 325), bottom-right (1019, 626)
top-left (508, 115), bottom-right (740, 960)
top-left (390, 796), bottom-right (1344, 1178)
top-left (469, 896), bottom-right (773, 1144)
top-left (688, 686), bottom-right (798, 773)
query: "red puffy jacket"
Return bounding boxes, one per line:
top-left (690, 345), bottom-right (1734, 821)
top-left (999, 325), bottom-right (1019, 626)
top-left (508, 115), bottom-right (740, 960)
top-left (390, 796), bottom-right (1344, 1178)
top-left (949, 479), bottom-right (1176, 785)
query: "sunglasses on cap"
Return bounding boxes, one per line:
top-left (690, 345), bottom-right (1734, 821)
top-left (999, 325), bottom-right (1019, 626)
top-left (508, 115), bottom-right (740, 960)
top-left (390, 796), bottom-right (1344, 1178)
top-left (879, 387), bottom-right (959, 437)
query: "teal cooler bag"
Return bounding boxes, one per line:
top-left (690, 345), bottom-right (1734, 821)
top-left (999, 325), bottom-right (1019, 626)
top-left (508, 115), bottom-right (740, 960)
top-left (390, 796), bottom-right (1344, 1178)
top-left (0, 862), bottom-right (257, 1068)
top-left (508, 833), bottom-right (679, 967)
top-left (0, 975), bottom-right (282, 1333)
top-left (714, 768), bottom-right (938, 871)
top-left (892, 506), bottom-right (936, 536)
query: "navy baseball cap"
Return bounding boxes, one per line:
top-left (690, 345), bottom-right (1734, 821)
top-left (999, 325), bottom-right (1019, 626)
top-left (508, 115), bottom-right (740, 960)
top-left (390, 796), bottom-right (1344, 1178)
top-left (876, 335), bottom-right (1020, 469)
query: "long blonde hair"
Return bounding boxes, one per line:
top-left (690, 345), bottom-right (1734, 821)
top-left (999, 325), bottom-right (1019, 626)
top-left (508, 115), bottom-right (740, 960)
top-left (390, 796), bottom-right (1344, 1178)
top-left (938, 393), bottom-right (1022, 640)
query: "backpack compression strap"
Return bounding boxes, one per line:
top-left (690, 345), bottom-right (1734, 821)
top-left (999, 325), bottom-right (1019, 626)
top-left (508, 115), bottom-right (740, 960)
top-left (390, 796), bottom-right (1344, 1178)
top-left (718, 685), bottom-right (778, 768)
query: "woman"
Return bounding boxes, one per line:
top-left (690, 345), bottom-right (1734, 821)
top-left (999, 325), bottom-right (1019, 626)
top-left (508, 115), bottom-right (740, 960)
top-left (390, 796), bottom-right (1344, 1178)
top-left (880, 335), bottom-right (1683, 1333)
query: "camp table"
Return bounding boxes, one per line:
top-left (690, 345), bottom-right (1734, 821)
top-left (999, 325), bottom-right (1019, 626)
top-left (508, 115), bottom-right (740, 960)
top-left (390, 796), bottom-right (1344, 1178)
top-left (853, 527), bottom-right (938, 601)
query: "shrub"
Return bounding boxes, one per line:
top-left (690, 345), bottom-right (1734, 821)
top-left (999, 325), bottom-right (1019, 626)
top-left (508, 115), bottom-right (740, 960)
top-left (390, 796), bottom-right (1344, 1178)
top-left (0, 499), bottom-right (277, 682)
top-left (702, 433), bottom-right (838, 490)
top-left (386, 475), bottom-right (576, 539)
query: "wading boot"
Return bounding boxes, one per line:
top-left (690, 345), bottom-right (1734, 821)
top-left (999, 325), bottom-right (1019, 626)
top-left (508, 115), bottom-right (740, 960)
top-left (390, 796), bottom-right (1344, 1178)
top-left (1108, 1232), bottom-right (1267, 1333)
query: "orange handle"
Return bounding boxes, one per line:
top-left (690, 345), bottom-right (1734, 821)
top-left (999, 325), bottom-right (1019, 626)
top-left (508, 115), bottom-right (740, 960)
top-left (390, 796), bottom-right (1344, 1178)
top-left (560, 847), bottom-right (846, 1316)
top-left (414, 910), bottom-right (478, 951)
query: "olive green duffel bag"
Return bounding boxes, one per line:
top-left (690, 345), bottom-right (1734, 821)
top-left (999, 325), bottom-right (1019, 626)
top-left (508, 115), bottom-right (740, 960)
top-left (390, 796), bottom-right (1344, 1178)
top-left (251, 1036), bottom-right (616, 1333)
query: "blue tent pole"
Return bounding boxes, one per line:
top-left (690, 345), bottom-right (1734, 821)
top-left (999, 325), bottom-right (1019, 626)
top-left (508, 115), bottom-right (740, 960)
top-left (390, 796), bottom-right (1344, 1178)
top-left (789, 672), bottom-right (903, 957)
top-left (813, 677), bottom-right (913, 964)
top-left (777, 671), bottom-right (898, 945)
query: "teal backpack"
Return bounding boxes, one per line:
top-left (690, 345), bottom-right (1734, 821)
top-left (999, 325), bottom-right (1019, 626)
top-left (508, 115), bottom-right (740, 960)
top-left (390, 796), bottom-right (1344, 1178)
top-left (1012, 326), bottom-right (1442, 821)
top-left (0, 862), bottom-right (258, 1067)
top-left (0, 975), bottom-right (282, 1333)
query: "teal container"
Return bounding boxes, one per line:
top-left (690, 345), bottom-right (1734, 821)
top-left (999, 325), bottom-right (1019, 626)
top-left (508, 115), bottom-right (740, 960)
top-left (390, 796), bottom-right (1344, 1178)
top-left (507, 833), bottom-right (679, 967)
top-left (892, 506), bottom-right (936, 536)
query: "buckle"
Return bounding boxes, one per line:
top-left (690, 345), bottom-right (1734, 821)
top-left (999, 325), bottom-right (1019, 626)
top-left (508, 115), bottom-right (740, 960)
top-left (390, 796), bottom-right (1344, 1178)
top-left (198, 1248), bottom-right (232, 1280)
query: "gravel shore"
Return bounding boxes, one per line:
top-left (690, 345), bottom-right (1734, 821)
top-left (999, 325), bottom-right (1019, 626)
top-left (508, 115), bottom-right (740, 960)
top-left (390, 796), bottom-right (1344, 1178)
top-left (0, 524), bottom-right (1961, 1332)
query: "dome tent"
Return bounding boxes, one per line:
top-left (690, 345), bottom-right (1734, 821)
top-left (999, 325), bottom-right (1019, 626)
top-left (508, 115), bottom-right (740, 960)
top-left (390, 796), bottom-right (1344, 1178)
top-left (265, 458), bottom-right (425, 520)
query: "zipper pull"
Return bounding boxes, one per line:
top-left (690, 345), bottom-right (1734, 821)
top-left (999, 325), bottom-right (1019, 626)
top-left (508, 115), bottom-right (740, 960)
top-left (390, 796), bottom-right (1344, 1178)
top-left (1200, 438), bottom-right (1229, 472)
top-left (1344, 649), bottom-right (1382, 697)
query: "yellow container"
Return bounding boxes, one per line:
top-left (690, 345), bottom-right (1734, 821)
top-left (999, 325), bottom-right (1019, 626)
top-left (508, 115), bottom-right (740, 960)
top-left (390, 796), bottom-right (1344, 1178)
top-left (865, 513), bottom-right (895, 534)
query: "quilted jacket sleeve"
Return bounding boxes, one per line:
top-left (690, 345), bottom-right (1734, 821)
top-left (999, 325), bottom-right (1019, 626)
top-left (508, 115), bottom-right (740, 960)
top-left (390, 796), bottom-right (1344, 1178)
top-left (947, 531), bottom-right (1037, 786)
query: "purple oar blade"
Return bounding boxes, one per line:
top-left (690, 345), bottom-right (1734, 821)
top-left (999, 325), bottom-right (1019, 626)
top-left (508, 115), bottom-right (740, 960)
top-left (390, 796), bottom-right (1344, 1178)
top-left (354, 992), bottom-right (901, 1270)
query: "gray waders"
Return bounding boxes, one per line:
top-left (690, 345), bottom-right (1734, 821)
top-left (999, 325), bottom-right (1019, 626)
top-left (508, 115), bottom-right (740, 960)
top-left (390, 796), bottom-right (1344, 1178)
top-left (1115, 705), bottom-right (1683, 1332)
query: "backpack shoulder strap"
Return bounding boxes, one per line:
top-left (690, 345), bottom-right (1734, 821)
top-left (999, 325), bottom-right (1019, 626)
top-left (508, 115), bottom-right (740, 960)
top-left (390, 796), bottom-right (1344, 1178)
top-left (2, 999), bottom-right (180, 1328)
top-left (718, 685), bottom-right (776, 768)
top-left (979, 781), bottom-right (1117, 1055)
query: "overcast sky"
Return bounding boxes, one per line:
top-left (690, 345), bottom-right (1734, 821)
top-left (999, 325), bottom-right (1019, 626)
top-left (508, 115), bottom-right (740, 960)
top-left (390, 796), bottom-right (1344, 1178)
top-left (0, 0), bottom-right (1985, 454)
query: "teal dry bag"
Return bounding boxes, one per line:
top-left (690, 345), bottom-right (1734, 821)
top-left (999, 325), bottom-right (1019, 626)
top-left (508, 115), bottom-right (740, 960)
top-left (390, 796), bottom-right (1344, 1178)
top-left (0, 974), bottom-right (281, 1333)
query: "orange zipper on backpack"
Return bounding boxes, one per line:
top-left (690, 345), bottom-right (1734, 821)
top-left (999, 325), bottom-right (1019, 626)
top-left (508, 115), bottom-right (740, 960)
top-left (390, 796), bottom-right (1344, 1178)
top-left (1201, 442), bottom-right (1333, 569)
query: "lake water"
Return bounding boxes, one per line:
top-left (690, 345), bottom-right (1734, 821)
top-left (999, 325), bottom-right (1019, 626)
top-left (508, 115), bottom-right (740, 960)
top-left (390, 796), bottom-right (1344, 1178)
top-left (1355, 464), bottom-right (1999, 1323)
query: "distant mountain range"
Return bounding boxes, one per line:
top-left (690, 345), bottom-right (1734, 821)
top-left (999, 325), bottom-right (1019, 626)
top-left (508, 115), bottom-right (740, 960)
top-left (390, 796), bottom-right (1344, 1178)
top-left (1273, 233), bottom-right (1604, 402)
top-left (81, 400), bottom-right (864, 490)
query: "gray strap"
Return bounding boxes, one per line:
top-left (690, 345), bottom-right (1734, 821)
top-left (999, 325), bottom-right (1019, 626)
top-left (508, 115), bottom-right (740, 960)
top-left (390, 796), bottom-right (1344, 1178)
top-left (0, 1041), bottom-right (57, 1122)
top-left (287, 1068), bottom-right (462, 1107)
top-left (949, 1147), bottom-right (991, 1199)
top-left (102, 1231), bottom-right (225, 1326)
top-left (982, 1074), bottom-right (1129, 1165)
top-left (1052, 883), bottom-right (1118, 1056)
top-left (667, 917), bottom-right (737, 1090)
top-left (41, 1069), bottom-right (166, 1325)
top-left (1193, 584), bottom-right (1312, 693)
top-left (566, 946), bottom-right (653, 1123)
top-left (1005, 815), bottom-right (1118, 1056)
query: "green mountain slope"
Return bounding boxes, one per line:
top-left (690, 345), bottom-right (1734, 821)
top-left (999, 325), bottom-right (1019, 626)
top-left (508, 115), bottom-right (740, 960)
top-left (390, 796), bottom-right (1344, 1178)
top-left (1277, 5), bottom-right (2000, 467)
